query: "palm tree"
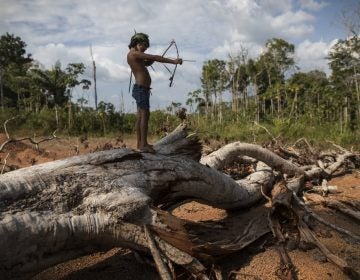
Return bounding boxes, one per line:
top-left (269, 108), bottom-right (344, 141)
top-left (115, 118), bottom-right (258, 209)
top-left (30, 61), bottom-right (68, 106)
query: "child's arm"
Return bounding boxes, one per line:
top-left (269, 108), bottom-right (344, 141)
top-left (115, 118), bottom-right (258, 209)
top-left (132, 51), bottom-right (182, 65)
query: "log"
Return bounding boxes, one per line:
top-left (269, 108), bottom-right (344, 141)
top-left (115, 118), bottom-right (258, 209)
top-left (0, 124), bottom-right (276, 277)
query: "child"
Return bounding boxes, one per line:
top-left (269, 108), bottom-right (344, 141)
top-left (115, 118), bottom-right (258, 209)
top-left (127, 33), bottom-right (182, 152)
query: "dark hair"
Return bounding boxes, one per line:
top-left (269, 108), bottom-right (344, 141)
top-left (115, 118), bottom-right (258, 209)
top-left (128, 33), bottom-right (150, 49)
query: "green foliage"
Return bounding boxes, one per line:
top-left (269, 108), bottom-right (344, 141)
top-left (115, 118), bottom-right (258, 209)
top-left (29, 62), bottom-right (90, 108)
top-left (187, 112), bottom-right (360, 150)
top-left (0, 106), bottom-right (136, 137)
top-left (0, 33), bottom-right (359, 150)
top-left (255, 38), bottom-right (296, 95)
top-left (148, 110), bottom-right (179, 137)
top-left (0, 33), bottom-right (33, 109)
top-left (0, 33), bottom-right (31, 67)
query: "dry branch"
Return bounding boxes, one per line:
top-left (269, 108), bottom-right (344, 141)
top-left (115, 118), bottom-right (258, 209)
top-left (200, 142), bottom-right (304, 176)
top-left (0, 116), bottom-right (59, 152)
top-left (144, 225), bottom-right (172, 280)
top-left (0, 152), bottom-right (9, 174)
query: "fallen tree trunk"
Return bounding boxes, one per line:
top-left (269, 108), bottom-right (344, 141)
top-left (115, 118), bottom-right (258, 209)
top-left (1, 123), bottom-right (359, 279)
top-left (0, 124), bottom-right (276, 277)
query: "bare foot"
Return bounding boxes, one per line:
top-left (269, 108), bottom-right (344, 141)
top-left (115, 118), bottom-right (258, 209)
top-left (139, 145), bottom-right (155, 153)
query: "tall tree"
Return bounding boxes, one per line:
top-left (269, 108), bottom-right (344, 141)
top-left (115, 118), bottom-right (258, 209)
top-left (0, 33), bottom-right (32, 110)
top-left (328, 36), bottom-right (360, 130)
top-left (30, 62), bottom-right (89, 108)
top-left (256, 38), bottom-right (296, 117)
top-left (30, 61), bottom-right (68, 107)
top-left (186, 89), bottom-right (204, 116)
top-left (90, 45), bottom-right (98, 110)
top-left (201, 59), bottom-right (228, 121)
top-left (227, 47), bottom-right (249, 116)
top-left (288, 70), bottom-right (330, 122)
top-left (247, 58), bottom-right (262, 121)
top-left (227, 54), bottom-right (238, 113)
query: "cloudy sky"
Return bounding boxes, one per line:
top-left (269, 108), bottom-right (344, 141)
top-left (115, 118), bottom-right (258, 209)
top-left (0, 0), bottom-right (357, 111)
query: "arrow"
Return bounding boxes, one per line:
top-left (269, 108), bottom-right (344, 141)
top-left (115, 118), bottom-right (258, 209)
top-left (166, 57), bottom-right (196, 62)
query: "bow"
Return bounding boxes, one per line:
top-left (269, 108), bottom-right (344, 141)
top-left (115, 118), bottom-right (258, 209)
top-left (161, 39), bottom-right (179, 87)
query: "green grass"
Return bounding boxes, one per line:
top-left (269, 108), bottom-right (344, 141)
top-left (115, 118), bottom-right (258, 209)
top-left (1, 109), bottom-right (359, 151)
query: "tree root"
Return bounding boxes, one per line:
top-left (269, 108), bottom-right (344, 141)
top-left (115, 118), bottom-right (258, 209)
top-left (304, 193), bottom-right (360, 222)
top-left (294, 194), bottom-right (360, 242)
top-left (269, 181), bottom-right (298, 280)
top-left (267, 179), bottom-right (360, 279)
top-left (298, 220), bottom-right (360, 279)
top-left (144, 225), bottom-right (173, 280)
top-left (323, 200), bottom-right (360, 222)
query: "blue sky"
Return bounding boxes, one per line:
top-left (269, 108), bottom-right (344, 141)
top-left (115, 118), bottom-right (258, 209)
top-left (0, 0), bottom-right (357, 111)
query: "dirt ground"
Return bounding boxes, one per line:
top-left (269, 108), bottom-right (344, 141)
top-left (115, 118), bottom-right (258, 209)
top-left (1, 134), bottom-right (359, 280)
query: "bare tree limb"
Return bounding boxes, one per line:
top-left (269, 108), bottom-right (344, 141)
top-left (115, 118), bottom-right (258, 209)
top-left (0, 152), bottom-right (9, 174)
top-left (0, 116), bottom-right (59, 152)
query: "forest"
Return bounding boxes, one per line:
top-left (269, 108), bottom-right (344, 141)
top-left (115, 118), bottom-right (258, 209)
top-left (0, 32), bottom-right (359, 149)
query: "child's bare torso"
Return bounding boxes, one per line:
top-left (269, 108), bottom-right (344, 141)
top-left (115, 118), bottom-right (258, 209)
top-left (127, 50), bottom-right (151, 88)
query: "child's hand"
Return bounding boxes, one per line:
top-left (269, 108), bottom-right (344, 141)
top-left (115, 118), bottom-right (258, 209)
top-left (175, 58), bottom-right (183, 65)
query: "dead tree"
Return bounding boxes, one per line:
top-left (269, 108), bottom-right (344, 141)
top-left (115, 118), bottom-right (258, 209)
top-left (0, 123), bottom-right (359, 279)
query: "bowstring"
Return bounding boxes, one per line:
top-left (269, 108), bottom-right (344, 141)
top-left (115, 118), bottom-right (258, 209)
top-left (161, 39), bottom-right (179, 87)
top-left (169, 41), bottom-right (179, 87)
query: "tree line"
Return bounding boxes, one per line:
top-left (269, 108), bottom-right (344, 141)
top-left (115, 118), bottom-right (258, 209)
top-left (0, 33), bottom-right (129, 136)
top-left (0, 31), bottom-right (359, 146)
top-left (187, 36), bottom-right (360, 135)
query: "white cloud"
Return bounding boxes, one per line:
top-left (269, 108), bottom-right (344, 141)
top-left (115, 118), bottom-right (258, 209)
top-left (295, 39), bottom-right (337, 73)
top-left (31, 43), bottom-right (82, 68)
top-left (272, 10), bottom-right (314, 28)
top-left (299, 0), bottom-right (328, 11)
top-left (0, 0), bottom-right (342, 110)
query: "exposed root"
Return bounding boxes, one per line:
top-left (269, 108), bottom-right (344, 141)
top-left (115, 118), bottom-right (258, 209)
top-left (323, 200), bottom-right (360, 222)
top-left (298, 219), bottom-right (360, 279)
top-left (303, 192), bottom-right (360, 240)
top-left (274, 245), bottom-right (296, 280)
top-left (269, 181), bottom-right (298, 280)
top-left (266, 177), bottom-right (360, 279)
top-left (144, 225), bottom-right (172, 280)
top-left (155, 236), bottom-right (209, 280)
top-left (291, 188), bottom-right (359, 278)
top-left (293, 194), bottom-right (360, 243)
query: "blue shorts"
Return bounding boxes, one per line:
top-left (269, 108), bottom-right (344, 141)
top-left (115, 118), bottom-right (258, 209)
top-left (132, 84), bottom-right (151, 110)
